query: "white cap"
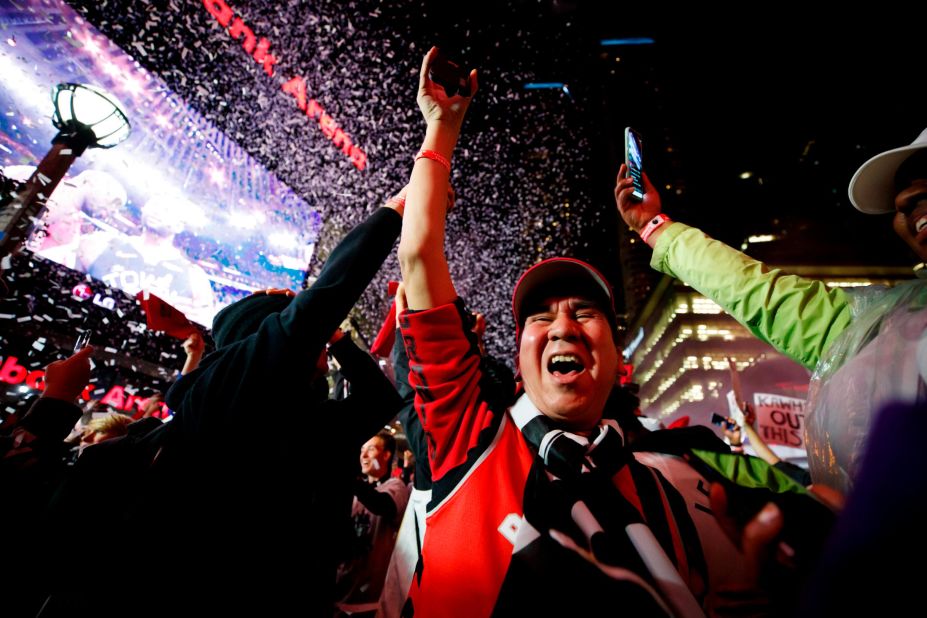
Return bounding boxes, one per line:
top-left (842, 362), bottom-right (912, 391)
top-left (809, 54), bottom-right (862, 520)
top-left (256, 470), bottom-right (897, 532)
top-left (848, 127), bottom-right (927, 214)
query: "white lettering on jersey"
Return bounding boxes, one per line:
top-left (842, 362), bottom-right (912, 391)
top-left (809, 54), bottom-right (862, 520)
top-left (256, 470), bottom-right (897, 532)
top-left (497, 513), bottom-right (523, 545)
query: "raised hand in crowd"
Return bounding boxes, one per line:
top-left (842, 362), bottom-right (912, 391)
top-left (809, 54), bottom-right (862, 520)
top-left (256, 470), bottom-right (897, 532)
top-left (42, 345), bottom-right (94, 402)
top-left (417, 47), bottom-right (478, 132)
top-left (725, 403), bottom-right (775, 458)
top-left (721, 404), bottom-right (752, 451)
top-left (614, 163), bottom-right (666, 246)
top-left (2, 347), bottom-right (94, 467)
top-left (401, 47), bottom-right (477, 311)
top-left (140, 392), bottom-right (164, 419)
top-left (181, 331), bottom-right (205, 375)
top-left (722, 419), bottom-right (744, 449)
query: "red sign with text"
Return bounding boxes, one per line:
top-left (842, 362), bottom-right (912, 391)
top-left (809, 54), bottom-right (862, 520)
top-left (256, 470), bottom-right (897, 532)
top-left (1, 354), bottom-right (170, 418)
top-left (202, 0), bottom-right (367, 170)
top-left (752, 393), bottom-right (805, 449)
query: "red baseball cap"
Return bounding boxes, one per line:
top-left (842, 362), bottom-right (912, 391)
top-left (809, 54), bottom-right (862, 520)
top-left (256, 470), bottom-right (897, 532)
top-left (511, 257), bottom-right (618, 343)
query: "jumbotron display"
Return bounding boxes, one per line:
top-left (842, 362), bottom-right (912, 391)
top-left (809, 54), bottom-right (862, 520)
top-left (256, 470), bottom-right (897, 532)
top-left (1, 0), bottom-right (621, 372)
top-left (0, 0), bottom-right (321, 327)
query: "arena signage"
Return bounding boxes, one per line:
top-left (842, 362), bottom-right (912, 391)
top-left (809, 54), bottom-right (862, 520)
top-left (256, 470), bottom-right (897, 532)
top-left (201, 0), bottom-right (368, 170)
top-left (1, 355), bottom-right (170, 417)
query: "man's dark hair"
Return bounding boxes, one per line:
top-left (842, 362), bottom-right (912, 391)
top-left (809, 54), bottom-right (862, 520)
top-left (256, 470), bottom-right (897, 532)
top-left (376, 431), bottom-right (396, 468)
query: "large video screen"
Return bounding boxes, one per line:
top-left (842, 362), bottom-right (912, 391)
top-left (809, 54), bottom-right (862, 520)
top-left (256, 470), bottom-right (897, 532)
top-left (0, 0), bottom-right (321, 326)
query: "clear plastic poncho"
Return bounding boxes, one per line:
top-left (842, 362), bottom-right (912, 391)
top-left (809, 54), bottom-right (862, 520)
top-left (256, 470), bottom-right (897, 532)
top-left (805, 279), bottom-right (927, 493)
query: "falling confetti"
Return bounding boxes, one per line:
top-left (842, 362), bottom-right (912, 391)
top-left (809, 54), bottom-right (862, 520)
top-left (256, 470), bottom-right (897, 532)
top-left (0, 0), bottom-right (633, 428)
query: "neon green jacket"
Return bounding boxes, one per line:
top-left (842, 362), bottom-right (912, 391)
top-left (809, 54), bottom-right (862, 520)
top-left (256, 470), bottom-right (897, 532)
top-left (651, 222), bottom-right (852, 370)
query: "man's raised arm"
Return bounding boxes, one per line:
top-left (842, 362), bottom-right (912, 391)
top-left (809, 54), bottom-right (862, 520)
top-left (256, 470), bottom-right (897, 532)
top-left (399, 47), bottom-right (477, 310)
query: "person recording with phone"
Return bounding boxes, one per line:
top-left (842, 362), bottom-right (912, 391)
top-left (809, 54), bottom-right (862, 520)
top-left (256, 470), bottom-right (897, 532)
top-left (615, 128), bottom-right (927, 495)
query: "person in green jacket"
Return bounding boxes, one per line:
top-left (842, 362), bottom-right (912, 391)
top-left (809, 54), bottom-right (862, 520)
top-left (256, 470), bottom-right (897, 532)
top-left (615, 128), bottom-right (927, 493)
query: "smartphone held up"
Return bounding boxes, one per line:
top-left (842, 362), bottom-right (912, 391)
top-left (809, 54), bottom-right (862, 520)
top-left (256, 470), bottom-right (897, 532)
top-left (711, 413), bottom-right (738, 432)
top-left (624, 126), bottom-right (645, 201)
top-left (428, 50), bottom-right (472, 97)
top-left (73, 329), bottom-right (92, 353)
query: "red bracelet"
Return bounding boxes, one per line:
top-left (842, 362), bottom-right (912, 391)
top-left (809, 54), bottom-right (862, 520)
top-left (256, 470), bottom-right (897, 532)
top-left (639, 213), bottom-right (671, 243)
top-left (415, 149), bottom-right (451, 174)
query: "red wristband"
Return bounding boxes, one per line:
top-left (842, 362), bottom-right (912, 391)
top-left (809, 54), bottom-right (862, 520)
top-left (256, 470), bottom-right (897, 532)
top-left (639, 213), bottom-right (671, 243)
top-left (415, 149), bottom-right (451, 174)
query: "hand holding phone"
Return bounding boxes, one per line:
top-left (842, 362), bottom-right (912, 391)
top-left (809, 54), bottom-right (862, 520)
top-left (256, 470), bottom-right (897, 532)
top-left (624, 127), bottom-right (645, 201)
top-left (711, 412), bottom-right (739, 432)
top-left (43, 345), bottom-right (93, 402)
top-left (428, 50), bottom-right (472, 97)
top-left (73, 329), bottom-right (92, 353)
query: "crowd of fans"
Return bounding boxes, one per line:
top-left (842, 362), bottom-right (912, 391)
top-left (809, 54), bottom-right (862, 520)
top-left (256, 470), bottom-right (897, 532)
top-left (1, 48), bottom-right (924, 617)
top-left (0, 251), bottom-right (207, 424)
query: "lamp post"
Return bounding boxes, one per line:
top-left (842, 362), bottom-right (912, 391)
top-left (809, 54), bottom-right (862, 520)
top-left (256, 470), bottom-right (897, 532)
top-left (0, 83), bottom-right (130, 258)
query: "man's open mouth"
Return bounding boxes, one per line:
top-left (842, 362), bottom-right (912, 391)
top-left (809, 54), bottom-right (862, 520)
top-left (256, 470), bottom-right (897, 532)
top-left (548, 354), bottom-right (585, 375)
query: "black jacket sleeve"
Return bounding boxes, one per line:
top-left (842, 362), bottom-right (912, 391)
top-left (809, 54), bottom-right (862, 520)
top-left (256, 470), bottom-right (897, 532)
top-left (329, 336), bottom-right (403, 443)
top-left (19, 397), bottom-right (83, 444)
top-left (352, 478), bottom-right (398, 519)
top-left (279, 207), bottom-right (402, 351)
top-left (774, 460), bottom-right (813, 486)
top-left (391, 330), bottom-right (432, 489)
top-left (165, 206), bottom-right (402, 437)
